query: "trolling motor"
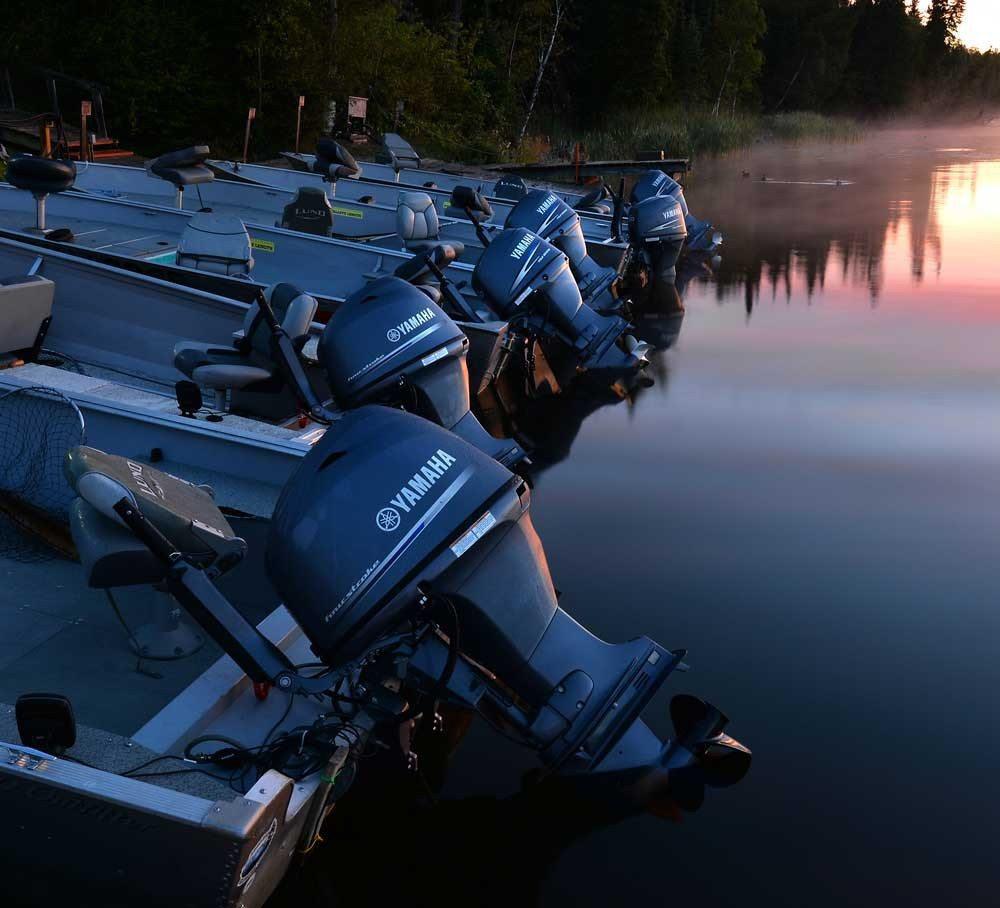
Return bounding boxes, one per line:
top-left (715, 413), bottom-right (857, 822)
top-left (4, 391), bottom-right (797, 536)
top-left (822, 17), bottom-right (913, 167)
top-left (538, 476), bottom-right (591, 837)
top-left (312, 138), bottom-right (362, 188)
top-left (63, 407), bottom-right (750, 817)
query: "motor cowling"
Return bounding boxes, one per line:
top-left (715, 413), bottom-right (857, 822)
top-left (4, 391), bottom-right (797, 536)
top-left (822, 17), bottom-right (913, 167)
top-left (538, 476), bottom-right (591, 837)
top-left (266, 407), bottom-right (535, 663)
top-left (505, 191), bottom-right (618, 306)
top-left (319, 277), bottom-right (470, 426)
top-left (472, 228), bottom-right (582, 327)
top-left (627, 195), bottom-right (687, 283)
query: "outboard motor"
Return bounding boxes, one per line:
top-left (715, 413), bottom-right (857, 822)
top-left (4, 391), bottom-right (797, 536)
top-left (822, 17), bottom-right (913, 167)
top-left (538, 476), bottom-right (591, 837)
top-left (146, 146), bottom-right (213, 209)
top-left (5, 155), bottom-right (76, 235)
top-left (312, 138), bottom-right (361, 185)
top-left (267, 408), bottom-right (751, 813)
top-left (473, 228), bottom-right (649, 386)
top-left (67, 411), bottom-right (750, 825)
top-left (627, 195), bottom-right (687, 284)
top-left (630, 169), bottom-right (720, 254)
top-left (318, 276), bottom-right (523, 468)
top-left (505, 190), bottom-right (621, 313)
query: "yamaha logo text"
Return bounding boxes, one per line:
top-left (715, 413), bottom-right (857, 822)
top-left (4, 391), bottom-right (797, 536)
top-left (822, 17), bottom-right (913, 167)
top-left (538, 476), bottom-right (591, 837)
top-left (377, 449), bottom-right (458, 531)
top-left (535, 194), bottom-right (557, 215)
top-left (510, 234), bottom-right (535, 260)
top-left (387, 307), bottom-right (435, 343)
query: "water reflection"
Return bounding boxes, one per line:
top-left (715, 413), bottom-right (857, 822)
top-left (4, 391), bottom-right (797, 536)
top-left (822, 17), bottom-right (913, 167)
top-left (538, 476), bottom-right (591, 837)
top-left (477, 274), bottom-right (698, 479)
top-left (693, 129), bottom-right (1000, 313)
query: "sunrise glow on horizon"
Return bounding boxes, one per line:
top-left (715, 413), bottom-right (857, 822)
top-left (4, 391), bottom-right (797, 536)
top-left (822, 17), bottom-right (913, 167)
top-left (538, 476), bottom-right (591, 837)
top-left (936, 0), bottom-right (1000, 52)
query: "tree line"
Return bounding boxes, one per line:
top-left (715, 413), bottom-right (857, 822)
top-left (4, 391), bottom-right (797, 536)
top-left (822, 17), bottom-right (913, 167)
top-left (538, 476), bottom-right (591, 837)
top-left (1, 0), bottom-right (994, 160)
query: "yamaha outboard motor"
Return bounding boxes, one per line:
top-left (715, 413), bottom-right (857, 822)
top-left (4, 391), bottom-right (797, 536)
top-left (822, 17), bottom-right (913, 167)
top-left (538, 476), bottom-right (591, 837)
top-left (68, 410), bottom-right (750, 822)
top-left (266, 408), bottom-right (750, 813)
top-left (318, 276), bottom-right (524, 468)
top-left (312, 138), bottom-right (362, 184)
top-left (472, 228), bottom-right (649, 387)
top-left (627, 195), bottom-right (688, 284)
top-left (630, 169), bottom-right (720, 254)
top-left (504, 190), bottom-right (622, 314)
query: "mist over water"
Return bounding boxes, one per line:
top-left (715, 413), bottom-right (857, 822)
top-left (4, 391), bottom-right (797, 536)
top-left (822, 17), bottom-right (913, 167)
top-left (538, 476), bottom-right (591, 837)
top-left (273, 126), bottom-right (1000, 907)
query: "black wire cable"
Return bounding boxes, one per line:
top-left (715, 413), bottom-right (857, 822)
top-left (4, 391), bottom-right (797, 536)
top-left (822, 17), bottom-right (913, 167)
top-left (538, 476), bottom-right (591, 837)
top-left (105, 589), bottom-right (140, 651)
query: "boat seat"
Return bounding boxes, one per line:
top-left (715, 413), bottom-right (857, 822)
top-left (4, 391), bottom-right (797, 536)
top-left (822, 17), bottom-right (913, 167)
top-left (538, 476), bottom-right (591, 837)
top-left (176, 212), bottom-right (254, 278)
top-left (147, 146), bottom-right (214, 187)
top-left (6, 156), bottom-right (76, 195)
top-left (278, 186), bottom-right (334, 236)
top-left (397, 192), bottom-right (466, 259)
top-left (65, 445), bottom-right (246, 588)
top-left (493, 174), bottom-right (528, 201)
top-left (379, 132), bottom-right (421, 171)
top-left (451, 186), bottom-right (493, 223)
top-left (573, 186), bottom-right (612, 215)
top-left (393, 243), bottom-right (460, 297)
top-left (313, 138), bottom-right (361, 182)
top-left (0, 274), bottom-right (54, 356)
top-left (173, 282), bottom-right (318, 409)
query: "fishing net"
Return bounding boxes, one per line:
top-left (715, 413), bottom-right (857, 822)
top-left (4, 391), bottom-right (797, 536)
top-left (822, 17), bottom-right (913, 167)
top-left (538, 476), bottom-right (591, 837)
top-left (0, 386), bottom-right (86, 562)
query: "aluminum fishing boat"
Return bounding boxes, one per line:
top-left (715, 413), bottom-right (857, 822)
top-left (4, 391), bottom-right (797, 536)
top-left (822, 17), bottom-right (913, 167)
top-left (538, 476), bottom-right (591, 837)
top-left (208, 156), bottom-right (620, 245)
top-left (70, 146), bottom-right (490, 251)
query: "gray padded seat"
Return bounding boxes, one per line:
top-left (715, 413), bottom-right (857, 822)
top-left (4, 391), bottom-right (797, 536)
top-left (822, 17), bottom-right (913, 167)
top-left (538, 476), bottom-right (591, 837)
top-left (147, 146), bottom-right (214, 187)
top-left (176, 212), bottom-right (255, 278)
top-left (173, 283), bottom-right (318, 408)
top-left (279, 186), bottom-right (334, 236)
top-left (64, 445), bottom-right (246, 588)
top-left (396, 191), bottom-right (464, 258)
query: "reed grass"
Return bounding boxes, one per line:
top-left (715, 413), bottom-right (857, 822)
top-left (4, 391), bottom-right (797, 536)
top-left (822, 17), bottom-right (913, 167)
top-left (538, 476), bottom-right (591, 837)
top-left (549, 109), bottom-right (863, 161)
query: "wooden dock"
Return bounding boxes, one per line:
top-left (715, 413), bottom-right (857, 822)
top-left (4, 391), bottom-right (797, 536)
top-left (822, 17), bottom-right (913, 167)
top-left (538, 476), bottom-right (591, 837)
top-left (0, 110), bottom-right (131, 160)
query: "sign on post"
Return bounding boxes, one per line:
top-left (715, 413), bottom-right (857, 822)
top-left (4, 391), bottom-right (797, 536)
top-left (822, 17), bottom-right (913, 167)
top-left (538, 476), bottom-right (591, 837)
top-left (347, 96), bottom-right (367, 120)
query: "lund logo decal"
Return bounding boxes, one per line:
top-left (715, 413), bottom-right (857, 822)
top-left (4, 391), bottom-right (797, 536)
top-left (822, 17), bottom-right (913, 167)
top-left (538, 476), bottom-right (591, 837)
top-left (510, 234), bottom-right (535, 261)
top-left (387, 307), bottom-right (435, 343)
top-left (381, 449), bottom-right (458, 526)
top-left (127, 460), bottom-right (164, 500)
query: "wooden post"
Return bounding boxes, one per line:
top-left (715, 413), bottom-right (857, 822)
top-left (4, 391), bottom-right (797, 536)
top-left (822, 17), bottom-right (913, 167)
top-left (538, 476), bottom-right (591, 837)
top-left (40, 120), bottom-right (53, 158)
top-left (80, 100), bottom-right (92, 162)
top-left (243, 107), bottom-right (256, 163)
top-left (295, 96), bottom-right (305, 153)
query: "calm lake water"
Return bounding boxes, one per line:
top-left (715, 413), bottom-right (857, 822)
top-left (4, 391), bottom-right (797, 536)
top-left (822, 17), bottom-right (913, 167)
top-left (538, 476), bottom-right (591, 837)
top-left (275, 126), bottom-right (1000, 907)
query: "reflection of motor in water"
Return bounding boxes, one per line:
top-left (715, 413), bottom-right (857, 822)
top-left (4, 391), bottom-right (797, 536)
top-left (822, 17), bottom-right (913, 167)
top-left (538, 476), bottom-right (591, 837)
top-left (473, 249), bottom-right (721, 480)
top-left (475, 281), bottom-right (692, 479)
top-left (271, 706), bottom-right (671, 908)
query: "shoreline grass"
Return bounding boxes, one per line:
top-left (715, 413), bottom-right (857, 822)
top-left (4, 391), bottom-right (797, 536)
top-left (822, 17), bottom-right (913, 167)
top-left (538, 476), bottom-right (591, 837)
top-left (548, 110), bottom-right (864, 161)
